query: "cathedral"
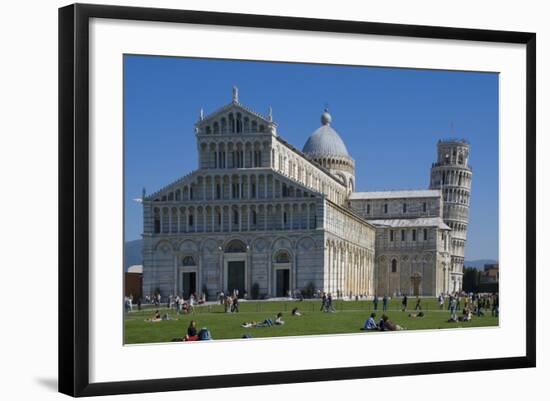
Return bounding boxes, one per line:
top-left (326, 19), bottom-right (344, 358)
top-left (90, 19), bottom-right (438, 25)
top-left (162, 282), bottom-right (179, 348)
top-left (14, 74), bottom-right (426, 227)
top-left (141, 88), bottom-right (472, 300)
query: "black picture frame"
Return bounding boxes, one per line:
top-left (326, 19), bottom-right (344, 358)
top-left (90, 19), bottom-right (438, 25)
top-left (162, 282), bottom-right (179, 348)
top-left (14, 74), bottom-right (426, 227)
top-left (59, 3), bottom-right (536, 397)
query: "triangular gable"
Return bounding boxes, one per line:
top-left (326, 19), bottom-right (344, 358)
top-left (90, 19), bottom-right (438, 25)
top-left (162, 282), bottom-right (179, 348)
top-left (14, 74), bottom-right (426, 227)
top-left (196, 101), bottom-right (277, 134)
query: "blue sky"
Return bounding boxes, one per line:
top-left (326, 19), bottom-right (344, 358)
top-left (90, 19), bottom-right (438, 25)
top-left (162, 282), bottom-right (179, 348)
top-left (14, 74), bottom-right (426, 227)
top-left (124, 55), bottom-right (499, 261)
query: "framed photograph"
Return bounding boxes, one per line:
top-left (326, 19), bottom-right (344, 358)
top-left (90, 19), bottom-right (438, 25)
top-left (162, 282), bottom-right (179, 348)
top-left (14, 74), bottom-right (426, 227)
top-left (59, 3), bottom-right (536, 397)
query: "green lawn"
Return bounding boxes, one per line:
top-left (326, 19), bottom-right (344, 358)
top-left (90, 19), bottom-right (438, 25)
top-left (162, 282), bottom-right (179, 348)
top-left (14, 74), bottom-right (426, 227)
top-left (124, 298), bottom-right (498, 344)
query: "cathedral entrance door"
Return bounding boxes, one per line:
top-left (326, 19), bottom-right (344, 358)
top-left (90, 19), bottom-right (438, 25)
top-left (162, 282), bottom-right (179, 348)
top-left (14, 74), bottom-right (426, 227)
top-left (227, 261), bottom-right (246, 295)
top-left (182, 272), bottom-right (196, 298)
top-left (276, 269), bottom-right (290, 297)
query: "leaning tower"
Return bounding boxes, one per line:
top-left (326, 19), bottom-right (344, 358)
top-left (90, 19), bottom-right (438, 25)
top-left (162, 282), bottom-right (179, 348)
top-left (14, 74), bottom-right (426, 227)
top-left (430, 139), bottom-right (472, 293)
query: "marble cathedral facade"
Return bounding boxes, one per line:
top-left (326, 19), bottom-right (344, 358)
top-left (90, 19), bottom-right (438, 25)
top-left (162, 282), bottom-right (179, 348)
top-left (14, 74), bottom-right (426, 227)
top-left (141, 88), bottom-right (471, 300)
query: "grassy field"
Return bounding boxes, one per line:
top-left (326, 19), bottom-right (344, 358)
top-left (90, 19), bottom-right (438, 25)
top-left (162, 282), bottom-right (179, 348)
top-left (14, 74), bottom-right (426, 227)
top-left (124, 298), bottom-right (498, 344)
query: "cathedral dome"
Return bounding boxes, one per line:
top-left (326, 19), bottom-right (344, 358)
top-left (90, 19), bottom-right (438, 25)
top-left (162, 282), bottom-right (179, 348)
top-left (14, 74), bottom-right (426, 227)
top-left (302, 110), bottom-right (350, 158)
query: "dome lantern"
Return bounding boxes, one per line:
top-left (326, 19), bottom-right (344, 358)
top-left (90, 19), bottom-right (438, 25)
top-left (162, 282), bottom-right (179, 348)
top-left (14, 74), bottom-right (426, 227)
top-left (321, 109), bottom-right (332, 125)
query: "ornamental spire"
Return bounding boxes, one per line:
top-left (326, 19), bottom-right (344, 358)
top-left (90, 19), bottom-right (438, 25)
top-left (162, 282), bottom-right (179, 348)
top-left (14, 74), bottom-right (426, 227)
top-left (232, 86), bottom-right (239, 103)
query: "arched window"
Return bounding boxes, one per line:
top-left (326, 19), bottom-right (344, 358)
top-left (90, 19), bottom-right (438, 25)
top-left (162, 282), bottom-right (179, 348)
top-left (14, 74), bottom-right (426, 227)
top-left (252, 210), bottom-right (257, 225)
top-left (182, 256), bottom-right (196, 266)
top-left (153, 209), bottom-right (160, 233)
top-left (213, 122), bottom-right (219, 134)
top-left (236, 113), bottom-right (242, 133)
top-left (275, 250), bottom-right (291, 263)
top-left (188, 214), bottom-right (194, 227)
top-left (233, 210), bottom-right (239, 225)
top-left (391, 259), bottom-right (398, 273)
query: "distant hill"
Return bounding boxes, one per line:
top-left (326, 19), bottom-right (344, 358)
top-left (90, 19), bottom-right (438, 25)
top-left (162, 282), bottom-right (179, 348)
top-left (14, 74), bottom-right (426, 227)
top-left (464, 259), bottom-right (498, 270)
top-left (124, 239), bottom-right (143, 271)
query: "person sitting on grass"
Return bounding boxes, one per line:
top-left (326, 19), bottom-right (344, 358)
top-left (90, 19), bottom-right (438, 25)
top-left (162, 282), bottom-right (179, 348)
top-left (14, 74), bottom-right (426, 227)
top-left (408, 311), bottom-right (425, 318)
top-left (161, 313), bottom-right (175, 321)
top-left (291, 307), bottom-right (302, 316)
top-left (361, 313), bottom-right (378, 330)
top-left (145, 310), bottom-right (162, 322)
top-left (379, 314), bottom-right (403, 331)
top-left (185, 320), bottom-right (199, 341)
top-left (459, 307), bottom-right (472, 322)
top-left (275, 312), bottom-right (285, 325)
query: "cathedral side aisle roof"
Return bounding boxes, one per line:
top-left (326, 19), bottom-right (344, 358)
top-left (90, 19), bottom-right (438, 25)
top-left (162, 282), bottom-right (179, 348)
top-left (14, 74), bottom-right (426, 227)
top-left (367, 217), bottom-right (451, 230)
top-left (350, 189), bottom-right (441, 200)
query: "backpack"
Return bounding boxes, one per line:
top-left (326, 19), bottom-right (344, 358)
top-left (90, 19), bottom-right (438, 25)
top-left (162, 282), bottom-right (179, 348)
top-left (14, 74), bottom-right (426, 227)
top-left (198, 328), bottom-right (212, 340)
